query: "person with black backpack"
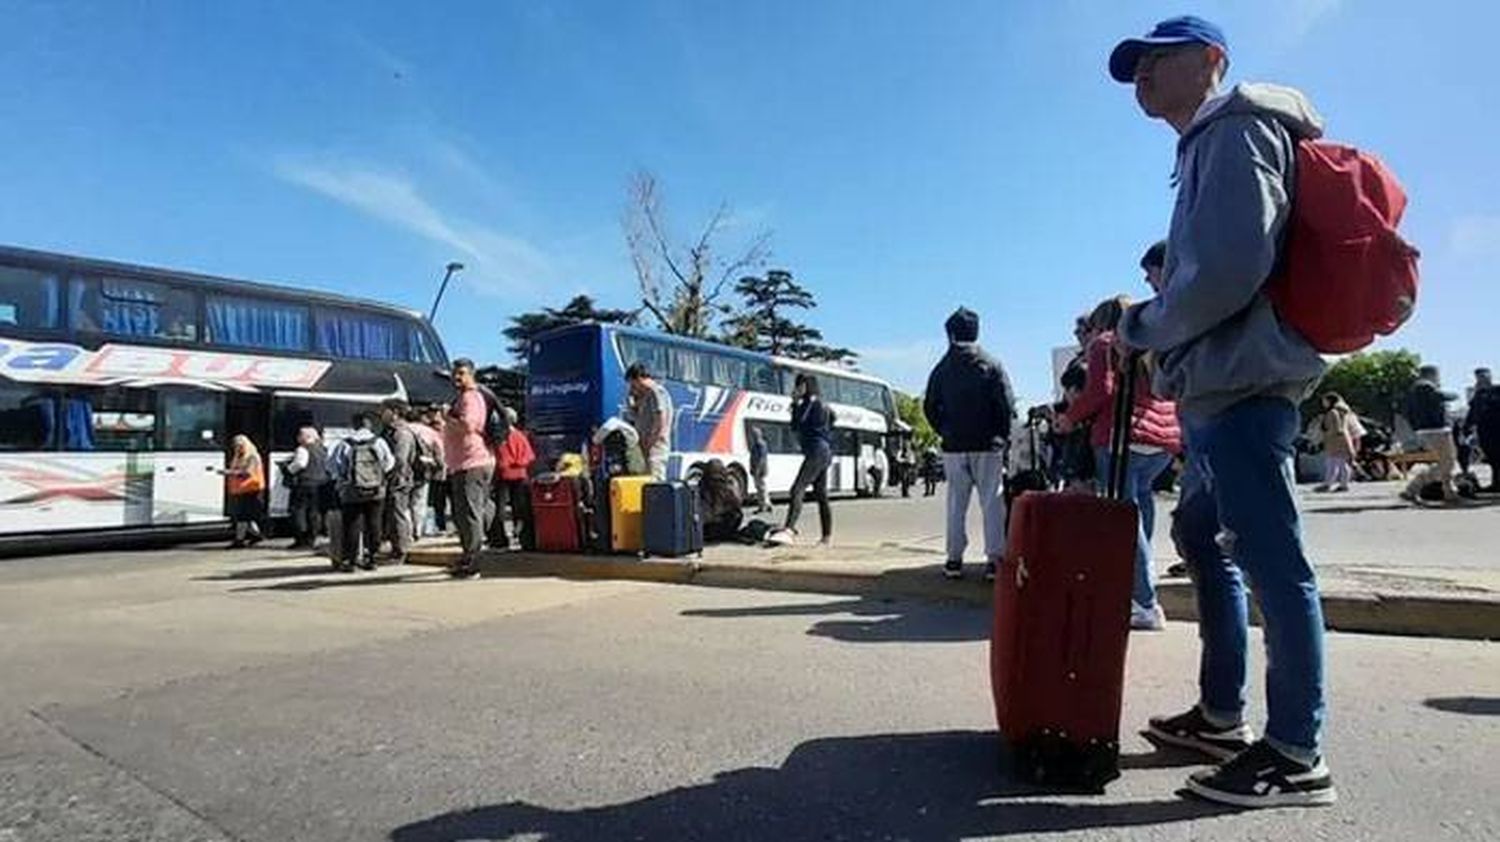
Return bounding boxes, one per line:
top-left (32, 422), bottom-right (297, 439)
top-left (329, 412), bottom-right (396, 572)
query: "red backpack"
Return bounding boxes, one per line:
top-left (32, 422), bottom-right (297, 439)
top-left (1265, 140), bottom-right (1420, 354)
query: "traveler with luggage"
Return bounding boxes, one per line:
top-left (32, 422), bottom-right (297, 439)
top-left (284, 426), bottom-right (329, 549)
top-left (768, 373), bottom-right (833, 546)
top-left (1312, 393), bottom-right (1361, 493)
top-left (924, 307), bottom-right (1015, 583)
top-left (1402, 366), bottom-right (1460, 504)
top-left (748, 426), bottom-right (771, 513)
top-left (1057, 295), bottom-right (1182, 630)
top-left (625, 363), bottom-right (674, 481)
top-left (491, 407), bottom-right (536, 550)
top-left (223, 434), bottom-right (266, 549)
top-left (328, 413), bottom-right (396, 571)
top-left (1109, 15), bottom-right (1337, 806)
top-left (445, 358), bottom-right (496, 579)
top-left (380, 399), bottom-right (421, 564)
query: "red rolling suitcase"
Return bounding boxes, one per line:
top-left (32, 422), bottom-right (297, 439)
top-left (529, 473), bottom-right (588, 553)
top-left (990, 351), bottom-right (1142, 792)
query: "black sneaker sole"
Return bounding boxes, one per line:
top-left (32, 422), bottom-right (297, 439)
top-left (1185, 777), bottom-right (1338, 808)
top-left (1146, 724), bottom-right (1251, 762)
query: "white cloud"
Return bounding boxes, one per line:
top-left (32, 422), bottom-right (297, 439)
top-left (854, 339), bottom-right (944, 393)
top-left (1279, 0), bottom-right (1344, 44)
top-left (1450, 215), bottom-right (1500, 258)
top-left (271, 156), bottom-right (549, 296)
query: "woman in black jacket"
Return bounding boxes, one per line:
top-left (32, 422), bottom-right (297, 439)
top-left (771, 373), bottom-right (834, 545)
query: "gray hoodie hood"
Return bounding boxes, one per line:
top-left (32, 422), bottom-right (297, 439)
top-left (1119, 82), bottom-right (1328, 420)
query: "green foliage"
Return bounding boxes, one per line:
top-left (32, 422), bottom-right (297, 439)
top-left (502, 295), bottom-right (638, 362)
top-left (721, 269), bottom-right (857, 364)
top-left (1305, 349), bottom-right (1422, 424)
top-left (896, 391), bottom-right (939, 450)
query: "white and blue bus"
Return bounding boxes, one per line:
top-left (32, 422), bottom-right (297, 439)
top-left (0, 246), bottom-right (450, 551)
top-left (525, 323), bottom-right (897, 501)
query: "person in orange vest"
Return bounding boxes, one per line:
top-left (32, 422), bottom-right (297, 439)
top-left (490, 406), bottom-right (536, 550)
top-left (223, 434), bottom-right (266, 549)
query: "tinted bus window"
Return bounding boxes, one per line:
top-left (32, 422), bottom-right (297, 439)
top-left (0, 264), bottom-right (62, 330)
top-left (314, 308), bottom-right (408, 361)
top-left (206, 294), bottom-right (310, 352)
top-left (711, 353), bottom-right (749, 389)
top-left (0, 384), bottom-right (59, 450)
top-left (159, 389), bottom-right (224, 451)
top-left (618, 334), bottom-right (670, 379)
top-left (71, 388), bottom-right (156, 452)
top-left (71, 277), bottom-right (200, 341)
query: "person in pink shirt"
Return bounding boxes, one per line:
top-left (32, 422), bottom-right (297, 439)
top-left (444, 358), bottom-right (495, 578)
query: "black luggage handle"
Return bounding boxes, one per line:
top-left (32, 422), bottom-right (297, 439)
top-left (1105, 349), bottom-right (1143, 502)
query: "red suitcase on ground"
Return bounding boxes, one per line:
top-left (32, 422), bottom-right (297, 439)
top-left (990, 352), bottom-right (1142, 792)
top-left (529, 473), bottom-right (588, 553)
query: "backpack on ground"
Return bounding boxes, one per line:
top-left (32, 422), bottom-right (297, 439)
top-left (1266, 140), bottom-right (1420, 354)
top-left (348, 439), bottom-right (385, 501)
top-left (738, 518), bottom-right (773, 545)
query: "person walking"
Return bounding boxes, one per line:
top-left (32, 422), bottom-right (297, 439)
top-left (328, 413), bottom-right (396, 571)
top-left (1058, 295), bottom-right (1182, 630)
top-left (923, 307), bottom-right (1015, 583)
top-left (768, 374), bottom-right (834, 546)
top-left (445, 358), bottom-right (495, 578)
top-left (283, 426), bottom-right (328, 549)
top-left (920, 448), bottom-right (941, 497)
top-left (1402, 366), bottom-right (1460, 503)
top-left (490, 407), bottom-right (536, 550)
top-left (1108, 15), bottom-right (1335, 806)
top-left (1465, 368), bottom-right (1500, 492)
top-left (223, 434), bottom-right (265, 549)
top-left (624, 363), bottom-right (674, 481)
top-left (1313, 394), bottom-right (1361, 493)
top-left (748, 426), bottom-right (771, 513)
top-left (380, 399), bottom-right (420, 564)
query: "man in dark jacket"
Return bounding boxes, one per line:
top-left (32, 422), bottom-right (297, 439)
top-left (1465, 368), bottom-right (1500, 492)
top-left (923, 307), bottom-right (1015, 582)
top-left (1402, 366), bottom-right (1459, 502)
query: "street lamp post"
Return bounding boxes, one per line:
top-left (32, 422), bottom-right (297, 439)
top-left (428, 261), bottom-right (465, 322)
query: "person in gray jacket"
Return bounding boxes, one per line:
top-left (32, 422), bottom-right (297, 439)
top-left (1108, 16), bottom-right (1335, 808)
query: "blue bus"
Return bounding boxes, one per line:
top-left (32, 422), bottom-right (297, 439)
top-left (525, 323), bottom-right (897, 500)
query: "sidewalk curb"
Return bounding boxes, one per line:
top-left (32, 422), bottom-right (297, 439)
top-left (405, 549), bottom-right (1500, 641)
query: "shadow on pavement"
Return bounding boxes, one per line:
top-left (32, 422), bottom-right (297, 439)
top-left (388, 731), bottom-right (1235, 841)
top-left (228, 570), bottom-right (449, 593)
top-left (196, 562), bottom-right (343, 581)
top-left (682, 596), bottom-right (991, 644)
top-left (1424, 696), bottom-right (1500, 716)
top-left (1304, 503), bottom-right (1413, 515)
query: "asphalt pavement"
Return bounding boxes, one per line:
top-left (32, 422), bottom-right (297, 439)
top-left (2, 545), bottom-right (1497, 841)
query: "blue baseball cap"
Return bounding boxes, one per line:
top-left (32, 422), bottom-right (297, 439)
top-left (1108, 15), bottom-right (1229, 83)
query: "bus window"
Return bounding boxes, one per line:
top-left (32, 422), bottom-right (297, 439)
top-left (669, 347), bottom-right (705, 384)
top-left (314, 308), bottom-right (409, 361)
top-left (71, 277), bottom-right (200, 341)
top-left (0, 384), bottom-right (59, 450)
top-left (70, 388), bottom-right (156, 452)
top-left (711, 353), bottom-right (749, 389)
top-left (0, 264), bottom-right (62, 330)
top-left (618, 334), bottom-right (670, 379)
top-left (159, 390), bottom-right (224, 451)
top-left (409, 324), bottom-right (444, 364)
top-left (748, 361), bottom-right (782, 394)
top-left (205, 294), bottom-right (310, 352)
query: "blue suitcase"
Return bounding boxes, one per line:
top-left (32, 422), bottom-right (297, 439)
top-left (643, 481), bottom-right (704, 558)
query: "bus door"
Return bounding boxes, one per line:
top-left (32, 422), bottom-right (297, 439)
top-left (223, 392), bottom-right (273, 514)
top-left (153, 389), bottom-right (228, 525)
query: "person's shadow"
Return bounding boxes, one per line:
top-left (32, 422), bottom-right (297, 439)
top-left (388, 730), bottom-right (1233, 841)
top-left (681, 596), bottom-right (992, 644)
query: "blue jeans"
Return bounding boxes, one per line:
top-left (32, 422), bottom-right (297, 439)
top-left (1173, 397), bottom-right (1327, 763)
top-left (1095, 446), bottom-right (1173, 611)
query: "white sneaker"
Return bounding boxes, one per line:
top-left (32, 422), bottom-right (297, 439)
top-left (1131, 602), bottom-right (1167, 631)
top-left (766, 528), bottom-right (797, 546)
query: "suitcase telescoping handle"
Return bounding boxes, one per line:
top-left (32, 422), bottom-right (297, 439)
top-left (1105, 348), bottom-right (1143, 502)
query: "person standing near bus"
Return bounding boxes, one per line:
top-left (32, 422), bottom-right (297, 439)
top-left (380, 399), bottom-right (420, 565)
top-left (223, 434), bottom-right (266, 549)
top-left (446, 358), bottom-right (494, 579)
top-left (419, 405), bottom-right (450, 535)
top-left (625, 362), bottom-right (673, 481)
top-left (924, 307), bottom-right (1015, 583)
top-left (407, 406), bottom-right (444, 538)
top-left (769, 373), bottom-right (833, 546)
top-left (284, 426), bottom-right (328, 549)
top-left (329, 413), bottom-right (396, 572)
top-left (749, 426), bottom-right (771, 513)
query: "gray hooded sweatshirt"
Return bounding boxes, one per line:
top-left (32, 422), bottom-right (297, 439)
top-left (1118, 83), bottom-right (1328, 420)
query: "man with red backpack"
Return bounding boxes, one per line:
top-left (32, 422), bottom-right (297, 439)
top-left (1108, 16), bottom-right (1336, 808)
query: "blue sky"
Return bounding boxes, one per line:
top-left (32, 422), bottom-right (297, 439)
top-left (3, 1), bottom-right (1497, 405)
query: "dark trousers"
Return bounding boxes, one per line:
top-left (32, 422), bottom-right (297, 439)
top-left (451, 466), bottom-right (495, 563)
top-left (1480, 427), bottom-right (1500, 488)
top-left (784, 448), bottom-right (832, 539)
top-left (430, 479), bottom-right (450, 531)
top-left (489, 478), bottom-right (532, 548)
top-left (289, 486), bottom-right (321, 544)
top-left (341, 497), bottom-right (385, 565)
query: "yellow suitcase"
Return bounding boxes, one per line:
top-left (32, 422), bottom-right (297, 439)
top-left (610, 476), bottom-right (650, 552)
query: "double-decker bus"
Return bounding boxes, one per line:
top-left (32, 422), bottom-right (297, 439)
top-left (0, 246), bottom-right (449, 551)
top-left (525, 323), bottom-right (896, 500)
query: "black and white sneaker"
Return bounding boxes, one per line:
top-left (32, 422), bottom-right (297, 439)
top-left (943, 560), bottom-right (964, 580)
top-left (982, 560), bottom-right (997, 583)
top-left (1185, 740), bottom-right (1337, 808)
top-left (1146, 706), bottom-right (1255, 761)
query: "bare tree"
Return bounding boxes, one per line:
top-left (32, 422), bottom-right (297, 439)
top-left (623, 170), bottom-right (772, 338)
